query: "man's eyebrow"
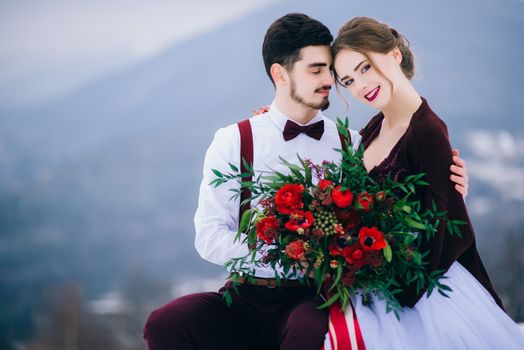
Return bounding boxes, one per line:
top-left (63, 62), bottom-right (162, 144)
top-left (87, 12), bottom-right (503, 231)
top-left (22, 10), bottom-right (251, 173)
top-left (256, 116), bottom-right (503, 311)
top-left (307, 62), bottom-right (328, 68)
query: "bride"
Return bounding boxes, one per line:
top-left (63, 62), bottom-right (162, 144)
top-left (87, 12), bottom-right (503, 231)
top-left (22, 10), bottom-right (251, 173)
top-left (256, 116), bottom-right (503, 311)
top-left (324, 16), bottom-right (524, 350)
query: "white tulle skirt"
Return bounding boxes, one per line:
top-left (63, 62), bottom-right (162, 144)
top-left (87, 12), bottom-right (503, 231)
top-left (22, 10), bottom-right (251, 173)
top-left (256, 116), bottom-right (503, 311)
top-left (324, 261), bottom-right (524, 350)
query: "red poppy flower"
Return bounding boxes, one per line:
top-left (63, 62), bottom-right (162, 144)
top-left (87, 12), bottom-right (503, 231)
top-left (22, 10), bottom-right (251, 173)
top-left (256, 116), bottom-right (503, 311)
top-left (332, 186), bottom-right (354, 208)
top-left (358, 226), bottom-right (387, 251)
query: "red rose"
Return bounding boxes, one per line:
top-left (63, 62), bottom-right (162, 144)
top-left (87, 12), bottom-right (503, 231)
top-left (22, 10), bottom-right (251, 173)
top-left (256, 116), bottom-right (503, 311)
top-left (356, 192), bottom-right (374, 212)
top-left (342, 244), bottom-right (365, 266)
top-left (256, 216), bottom-right (279, 244)
top-left (358, 226), bottom-right (387, 251)
top-left (332, 186), bottom-right (354, 208)
top-left (285, 239), bottom-right (306, 260)
top-left (284, 210), bottom-right (314, 233)
top-left (318, 179), bottom-right (334, 190)
top-left (375, 191), bottom-right (386, 202)
top-left (275, 184), bottom-right (304, 214)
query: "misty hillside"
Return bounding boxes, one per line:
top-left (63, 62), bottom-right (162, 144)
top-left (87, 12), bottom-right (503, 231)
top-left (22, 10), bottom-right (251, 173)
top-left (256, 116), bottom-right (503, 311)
top-left (1, 0), bottom-right (523, 346)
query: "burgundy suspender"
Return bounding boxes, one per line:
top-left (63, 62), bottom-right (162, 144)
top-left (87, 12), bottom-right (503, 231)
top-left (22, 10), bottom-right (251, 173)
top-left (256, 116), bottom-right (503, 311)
top-left (237, 119), bottom-right (253, 220)
top-left (237, 118), bottom-right (351, 221)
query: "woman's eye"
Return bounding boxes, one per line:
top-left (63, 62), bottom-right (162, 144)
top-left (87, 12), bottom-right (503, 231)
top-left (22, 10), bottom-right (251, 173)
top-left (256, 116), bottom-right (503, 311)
top-left (312, 70), bottom-right (321, 75)
top-left (344, 79), bottom-right (354, 87)
top-left (361, 64), bottom-right (371, 73)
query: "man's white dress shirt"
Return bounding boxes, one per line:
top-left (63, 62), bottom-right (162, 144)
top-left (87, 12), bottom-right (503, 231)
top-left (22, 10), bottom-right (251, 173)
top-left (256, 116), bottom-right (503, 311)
top-left (194, 102), bottom-right (361, 277)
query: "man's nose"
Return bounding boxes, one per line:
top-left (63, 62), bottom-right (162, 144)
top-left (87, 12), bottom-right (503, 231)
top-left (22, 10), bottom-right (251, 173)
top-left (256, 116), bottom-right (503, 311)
top-left (324, 72), bottom-right (335, 86)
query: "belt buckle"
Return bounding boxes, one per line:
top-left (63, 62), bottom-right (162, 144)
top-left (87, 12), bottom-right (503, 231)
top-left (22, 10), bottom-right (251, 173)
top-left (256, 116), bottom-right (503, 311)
top-left (263, 278), bottom-right (277, 289)
top-left (263, 278), bottom-right (277, 288)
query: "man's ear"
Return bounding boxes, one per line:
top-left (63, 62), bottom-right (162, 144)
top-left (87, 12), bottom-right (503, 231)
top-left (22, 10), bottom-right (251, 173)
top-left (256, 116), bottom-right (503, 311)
top-left (270, 63), bottom-right (286, 84)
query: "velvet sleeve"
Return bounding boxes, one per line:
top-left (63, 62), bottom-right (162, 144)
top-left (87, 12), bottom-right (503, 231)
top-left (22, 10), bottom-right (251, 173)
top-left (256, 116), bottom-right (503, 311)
top-left (396, 116), bottom-right (475, 307)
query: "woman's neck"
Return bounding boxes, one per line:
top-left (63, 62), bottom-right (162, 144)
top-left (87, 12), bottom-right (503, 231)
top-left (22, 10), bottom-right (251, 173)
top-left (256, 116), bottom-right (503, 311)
top-left (381, 81), bottom-right (422, 129)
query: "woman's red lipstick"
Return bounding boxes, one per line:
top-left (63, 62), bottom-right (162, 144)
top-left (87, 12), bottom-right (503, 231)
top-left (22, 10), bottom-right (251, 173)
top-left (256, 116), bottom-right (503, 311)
top-left (365, 86), bottom-right (380, 102)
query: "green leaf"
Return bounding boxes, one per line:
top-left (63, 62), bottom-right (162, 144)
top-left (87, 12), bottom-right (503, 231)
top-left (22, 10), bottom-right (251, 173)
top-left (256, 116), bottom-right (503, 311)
top-left (427, 284), bottom-right (434, 297)
top-left (303, 159), bottom-right (312, 185)
top-left (317, 292), bottom-right (340, 309)
top-left (410, 251), bottom-right (422, 265)
top-left (439, 284), bottom-right (452, 292)
top-left (404, 217), bottom-right (426, 230)
top-left (438, 288), bottom-right (450, 298)
top-left (329, 262), bottom-right (343, 292)
top-left (212, 169), bottom-right (223, 178)
top-left (247, 226), bottom-right (257, 247)
top-left (209, 178), bottom-right (224, 187)
top-left (223, 290), bottom-right (233, 307)
top-left (446, 221), bottom-right (455, 236)
top-left (238, 210), bottom-right (254, 234)
top-left (383, 243), bottom-right (393, 263)
top-left (242, 158), bottom-right (252, 172)
top-left (229, 163), bottom-right (239, 173)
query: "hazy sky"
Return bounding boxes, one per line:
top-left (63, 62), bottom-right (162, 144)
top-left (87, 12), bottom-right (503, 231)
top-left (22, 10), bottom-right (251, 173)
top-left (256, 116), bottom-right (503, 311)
top-left (0, 0), bottom-right (281, 106)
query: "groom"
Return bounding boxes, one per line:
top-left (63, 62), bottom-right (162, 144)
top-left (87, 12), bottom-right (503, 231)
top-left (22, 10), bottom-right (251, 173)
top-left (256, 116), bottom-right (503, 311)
top-left (143, 13), bottom-right (469, 350)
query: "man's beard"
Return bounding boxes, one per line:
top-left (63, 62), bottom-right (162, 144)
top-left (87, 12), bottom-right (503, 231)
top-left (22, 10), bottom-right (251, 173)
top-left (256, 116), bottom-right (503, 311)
top-left (290, 78), bottom-right (330, 111)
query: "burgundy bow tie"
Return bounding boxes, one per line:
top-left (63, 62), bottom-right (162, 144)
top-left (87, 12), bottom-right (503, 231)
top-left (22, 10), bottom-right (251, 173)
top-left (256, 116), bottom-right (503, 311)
top-left (283, 120), bottom-right (324, 141)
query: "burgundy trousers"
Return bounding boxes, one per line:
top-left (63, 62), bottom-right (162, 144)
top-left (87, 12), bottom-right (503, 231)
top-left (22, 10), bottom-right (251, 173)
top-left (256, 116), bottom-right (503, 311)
top-left (143, 281), bottom-right (328, 350)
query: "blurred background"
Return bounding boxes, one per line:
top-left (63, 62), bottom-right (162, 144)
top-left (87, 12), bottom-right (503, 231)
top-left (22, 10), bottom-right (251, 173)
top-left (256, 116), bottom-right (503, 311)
top-left (1, 0), bottom-right (523, 348)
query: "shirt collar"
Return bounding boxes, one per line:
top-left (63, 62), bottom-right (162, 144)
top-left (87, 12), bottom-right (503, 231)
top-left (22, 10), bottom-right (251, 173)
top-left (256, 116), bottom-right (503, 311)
top-left (267, 101), bottom-right (325, 131)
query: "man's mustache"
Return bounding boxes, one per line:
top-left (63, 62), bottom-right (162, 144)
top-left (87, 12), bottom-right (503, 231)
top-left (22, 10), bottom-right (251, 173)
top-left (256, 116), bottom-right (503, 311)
top-left (316, 86), bottom-right (332, 92)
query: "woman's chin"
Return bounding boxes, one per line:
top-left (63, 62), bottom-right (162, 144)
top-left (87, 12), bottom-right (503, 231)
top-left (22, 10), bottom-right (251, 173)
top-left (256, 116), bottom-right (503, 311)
top-left (366, 95), bottom-right (390, 110)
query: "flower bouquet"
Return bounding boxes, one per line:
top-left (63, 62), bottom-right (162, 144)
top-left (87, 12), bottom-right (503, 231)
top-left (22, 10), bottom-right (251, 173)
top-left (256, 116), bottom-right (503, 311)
top-left (211, 119), bottom-right (465, 315)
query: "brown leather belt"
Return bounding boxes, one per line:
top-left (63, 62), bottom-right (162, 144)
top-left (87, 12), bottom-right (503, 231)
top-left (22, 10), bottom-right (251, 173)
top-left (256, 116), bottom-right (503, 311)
top-left (228, 275), bottom-right (305, 288)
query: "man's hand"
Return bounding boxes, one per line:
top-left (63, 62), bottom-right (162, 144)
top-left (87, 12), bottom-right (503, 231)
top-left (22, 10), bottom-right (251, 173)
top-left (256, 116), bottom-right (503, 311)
top-left (450, 149), bottom-right (469, 198)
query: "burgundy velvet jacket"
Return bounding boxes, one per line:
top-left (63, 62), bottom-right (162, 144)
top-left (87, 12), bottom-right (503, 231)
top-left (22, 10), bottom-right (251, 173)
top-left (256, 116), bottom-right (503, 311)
top-left (360, 97), bottom-right (504, 310)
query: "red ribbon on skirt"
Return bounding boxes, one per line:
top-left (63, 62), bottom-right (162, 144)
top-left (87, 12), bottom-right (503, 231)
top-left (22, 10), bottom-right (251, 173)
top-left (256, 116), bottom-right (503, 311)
top-left (321, 299), bottom-right (366, 350)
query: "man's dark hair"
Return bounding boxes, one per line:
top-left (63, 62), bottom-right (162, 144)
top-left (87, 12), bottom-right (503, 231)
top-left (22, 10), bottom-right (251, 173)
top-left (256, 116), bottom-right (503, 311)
top-left (262, 13), bottom-right (333, 85)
